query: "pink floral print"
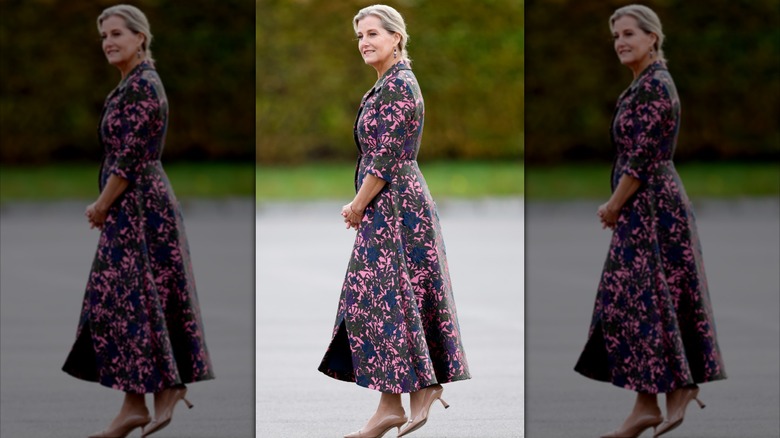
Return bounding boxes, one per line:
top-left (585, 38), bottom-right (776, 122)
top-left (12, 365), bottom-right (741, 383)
top-left (319, 63), bottom-right (471, 394)
top-left (575, 61), bottom-right (726, 393)
top-left (63, 61), bottom-right (214, 394)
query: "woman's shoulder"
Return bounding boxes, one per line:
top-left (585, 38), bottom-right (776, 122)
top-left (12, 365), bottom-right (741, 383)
top-left (639, 62), bottom-right (674, 86)
top-left (628, 63), bottom-right (675, 103)
top-left (380, 65), bottom-right (419, 99)
top-left (125, 68), bottom-right (166, 105)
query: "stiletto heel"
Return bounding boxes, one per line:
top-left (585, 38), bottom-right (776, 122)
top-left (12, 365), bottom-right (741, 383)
top-left (654, 386), bottom-right (705, 437)
top-left (142, 386), bottom-right (192, 437)
top-left (397, 384), bottom-right (448, 437)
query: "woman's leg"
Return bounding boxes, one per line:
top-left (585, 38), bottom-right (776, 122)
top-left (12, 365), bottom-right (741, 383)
top-left (619, 392), bottom-right (661, 428)
top-left (654, 385), bottom-right (705, 437)
top-left (663, 385), bottom-right (702, 416)
top-left (361, 392), bottom-right (404, 430)
top-left (397, 384), bottom-right (449, 437)
top-left (107, 392), bottom-right (148, 428)
top-left (143, 384), bottom-right (193, 437)
top-left (407, 384), bottom-right (442, 420)
top-left (599, 392), bottom-right (663, 437)
top-left (89, 392), bottom-right (149, 437)
top-left (344, 392), bottom-right (406, 437)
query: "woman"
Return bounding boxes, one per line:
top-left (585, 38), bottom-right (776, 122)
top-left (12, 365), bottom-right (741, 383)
top-left (574, 5), bottom-right (726, 438)
top-left (62, 5), bottom-right (214, 437)
top-left (318, 5), bottom-right (470, 438)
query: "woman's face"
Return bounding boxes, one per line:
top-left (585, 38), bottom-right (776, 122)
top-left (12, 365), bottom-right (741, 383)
top-left (612, 15), bottom-right (656, 69)
top-left (356, 15), bottom-right (399, 70)
top-left (100, 15), bottom-right (144, 68)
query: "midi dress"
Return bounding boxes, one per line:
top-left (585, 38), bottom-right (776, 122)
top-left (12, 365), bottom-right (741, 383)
top-left (574, 61), bottom-right (726, 393)
top-left (63, 61), bottom-right (214, 394)
top-left (319, 62), bottom-right (471, 394)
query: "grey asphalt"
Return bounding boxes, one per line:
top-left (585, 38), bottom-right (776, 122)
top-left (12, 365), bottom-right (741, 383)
top-left (5, 197), bottom-right (776, 438)
top-left (256, 199), bottom-right (525, 438)
top-left (0, 200), bottom-right (255, 438)
top-left (526, 199), bottom-right (780, 438)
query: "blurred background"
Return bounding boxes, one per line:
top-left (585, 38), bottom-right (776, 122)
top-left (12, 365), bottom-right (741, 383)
top-left (0, 0), bottom-right (255, 201)
top-left (525, 0), bottom-right (779, 199)
top-left (525, 1), bottom-right (779, 437)
top-left (256, 0), bottom-right (524, 201)
top-left (1, 1), bottom-right (255, 437)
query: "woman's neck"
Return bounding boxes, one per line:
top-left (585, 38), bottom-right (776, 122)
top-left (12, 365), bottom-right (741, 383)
top-left (119, 56), bottom-right (144, 80)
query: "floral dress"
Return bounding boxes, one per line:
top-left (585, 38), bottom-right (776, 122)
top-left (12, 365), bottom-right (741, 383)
top-left (319, 63), bottom-right (471, 394)
top-left (574, 61), bottom-right (726, 393)
top-left (63, 61), bottom-right (214, 394)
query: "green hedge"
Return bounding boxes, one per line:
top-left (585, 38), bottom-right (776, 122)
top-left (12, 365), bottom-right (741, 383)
top-left (525, 0), bottom-right (780, 164)
top-left (256, 0), bottom-right (524, 164)
top-left (0, 0), bottom-right (254, 164)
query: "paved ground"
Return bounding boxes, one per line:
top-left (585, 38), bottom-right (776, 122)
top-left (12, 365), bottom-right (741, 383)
top-left (256, 199), bottom-right (525, 438)
top-left (0, 199), bottom-right (256, 438)
top-left (5, 197), bottom-right (776, 438)
top-left (525, 199), bottom-right (780, 438)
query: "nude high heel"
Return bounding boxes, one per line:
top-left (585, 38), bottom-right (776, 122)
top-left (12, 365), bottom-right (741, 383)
top-left (141, 385), bottom-right (193, 437)
top-left (653, 386), bottom-right (705, 437)
top-left (397, 384), bottom-right (449, 437)
top-left (600, 413), bottom-right (663, 438)
top-left (343, 413), bottom-right (408, 438)
top-left (88, 413), bottom-right (151, 438)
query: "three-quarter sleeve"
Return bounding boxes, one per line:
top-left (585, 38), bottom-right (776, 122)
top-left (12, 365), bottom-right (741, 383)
top-left (364, 77), bottom-right (417, 183)
top-left (110, 78), bottom-right (159, 183)
top-left (619, 77), bottom-right (673, 183)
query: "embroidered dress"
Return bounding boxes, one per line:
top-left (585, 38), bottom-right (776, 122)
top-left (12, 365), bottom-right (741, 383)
top-left (319, 63), bottom-right (471, 393)
top-left (575, 61), bottom-right (726, 393)
top-left (63, 61), bottom-right (214, 394)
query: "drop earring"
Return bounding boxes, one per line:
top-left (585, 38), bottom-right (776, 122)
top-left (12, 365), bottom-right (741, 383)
top-left (393, 48), bottom-right (397, 59)
top-left (137, 48), bottom-right (142, 59)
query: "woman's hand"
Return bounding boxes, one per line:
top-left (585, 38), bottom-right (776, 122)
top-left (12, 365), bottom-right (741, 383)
top-left (598, 174), bottom-right (641, 230)
top-left (85, 201), bottom-right (108, 230)
top-left (597, 201), bottom-right (620, 230)
top-left (85, 175), bottom-right (129, 230)
top-left (341, 201), bottom-right (364, 230)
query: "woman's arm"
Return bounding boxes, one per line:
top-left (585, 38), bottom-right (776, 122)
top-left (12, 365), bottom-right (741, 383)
top-left (598, 173), bottom-right (641, 229)
top-left (342, 173), bottom-right (386, 229)
top-left (86, 174), bottom-right (129, 229)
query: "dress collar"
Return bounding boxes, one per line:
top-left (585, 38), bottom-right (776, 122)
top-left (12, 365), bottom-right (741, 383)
top-left (630, 60), bottom-right (666, 89)
top-left (371, 61), bottom-right (411, 93)
top-left (118, 60), bottom-right (155, 87)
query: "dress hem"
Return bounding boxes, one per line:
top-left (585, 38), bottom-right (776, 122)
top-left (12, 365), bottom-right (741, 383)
top-left (574, 366), bottom-right (727, 394)
top-left (318, 367), bottom-right (471, 394)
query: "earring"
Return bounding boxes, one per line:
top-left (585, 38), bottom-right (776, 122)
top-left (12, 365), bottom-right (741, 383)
top-left (393, 48), bottom-right (397, 59)
top-left (649, 49), bottom-right (655, 58)
top-left (137, 48), bottom-right (142, 59)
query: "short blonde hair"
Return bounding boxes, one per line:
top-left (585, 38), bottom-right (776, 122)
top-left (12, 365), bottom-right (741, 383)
top-left (610, 4), bottom-right (666, 63)
top-left (97, 4), bottom-right (154, 63)
top-left (353, 4), bottom-right (411, 65)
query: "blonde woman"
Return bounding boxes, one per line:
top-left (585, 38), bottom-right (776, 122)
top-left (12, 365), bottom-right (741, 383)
top-left (318, 5), bottom-right (470, 438)
top-left (62, 5), bottom-right (213, 437)
top-left (574, 5), bottom-right (726, 438)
